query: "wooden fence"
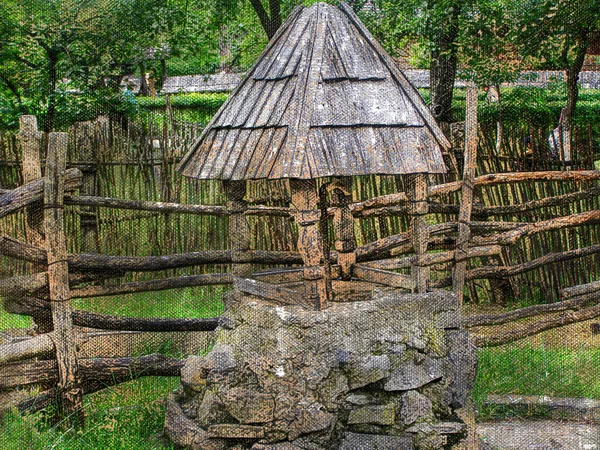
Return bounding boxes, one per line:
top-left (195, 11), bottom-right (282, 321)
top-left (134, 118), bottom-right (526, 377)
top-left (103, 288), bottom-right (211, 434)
top-left (3, 100), bottom-right (600, 422)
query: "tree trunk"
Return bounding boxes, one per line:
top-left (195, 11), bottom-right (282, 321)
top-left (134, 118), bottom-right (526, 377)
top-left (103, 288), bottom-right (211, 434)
top-left (562, 32), bottom-right (589, 165)
top-left (44, 50), bottom-right (59, 132)
top-left (429, 2), bottom-right (461, 123)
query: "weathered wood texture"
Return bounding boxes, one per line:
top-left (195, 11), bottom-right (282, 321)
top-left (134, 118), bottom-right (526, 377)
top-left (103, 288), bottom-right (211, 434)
top-left (352, 264), bottom-right (415, 290)
top-left (453, 86), bottom-right (478, 304)
top-left (5, 296), bottom-right (220, 332)
top-left (0, 238), bottom-right (302, 271)
top-left (224, 180), bottom-right (252, 276)
top-left (562, 280), bottom-right (600, 299)
top-left (330, 178), bottom-right (356, 279)
top-left (0, 354), bottom-right (184, 390)
top-left (177, 2), bottom-right (447, 181)
top-left (0, 168), bottom-right (82, 218)
top-left (472, 304), bottom-right (600, 347)
top-left (407, 174), bottom-right (430, 292)
top-left (44, 132), bottom-right (83, 425)
top-left (18, 115), bottom-right (45, 248)
top-left (72, 121), bottom-right (99, 252)
top-left (290, 179), bottom-right (330, 309)
top-left (0, 332), bottom-right (56, 364)
top-left (464, 293), bottom-right (596, 328)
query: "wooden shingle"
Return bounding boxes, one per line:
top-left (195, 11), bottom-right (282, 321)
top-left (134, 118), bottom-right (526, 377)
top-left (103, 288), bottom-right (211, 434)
top-left (178, 2), bottom-right (450, 181)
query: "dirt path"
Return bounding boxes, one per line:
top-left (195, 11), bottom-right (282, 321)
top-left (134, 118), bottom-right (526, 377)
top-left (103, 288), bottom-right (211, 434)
top-left (478, 420), bottom-right (600, 449)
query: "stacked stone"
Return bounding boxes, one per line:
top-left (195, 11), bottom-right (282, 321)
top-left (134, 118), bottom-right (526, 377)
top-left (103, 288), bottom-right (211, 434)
top-left (165, 289), bottom-right (477, 450)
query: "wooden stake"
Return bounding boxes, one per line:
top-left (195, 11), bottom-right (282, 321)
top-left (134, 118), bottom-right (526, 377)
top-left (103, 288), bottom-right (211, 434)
top-left (44, 132), bottom-right (83, 427)
top-left (453, 85), bottom-right (478, 304)
top-left (290, 179), bottom-right (331, 309)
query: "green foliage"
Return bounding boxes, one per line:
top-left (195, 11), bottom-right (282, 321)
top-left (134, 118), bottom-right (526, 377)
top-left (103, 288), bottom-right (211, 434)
top-left (0, 377), bottom-right (178, 450)
top-left (474, 345), bottom-right (600, 419)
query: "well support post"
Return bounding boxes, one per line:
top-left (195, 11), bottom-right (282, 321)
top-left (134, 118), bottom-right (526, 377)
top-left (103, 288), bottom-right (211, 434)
top-left (331, 177), bottom-right (356, 280)
top-left (290, 179), bottom-right (331, 309)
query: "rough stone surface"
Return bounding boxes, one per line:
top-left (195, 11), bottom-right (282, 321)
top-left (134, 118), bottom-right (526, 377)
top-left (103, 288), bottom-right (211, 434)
top-left (165, 289), bottom-right (475, 450)
top-left (347, 404), bottom-right (396, 425)
top-left (446, 330), bottom-right (478, 409)
top-left (401, 390), bottom-right (434, 425)
top-left (384, 356), bottom-right (444, 391)
top-left (339, 432), bottom-right (414, 450)
top-left (220, 388), bottom-right (275, 424)
top-left (347, 355), bottom-right (391, 389)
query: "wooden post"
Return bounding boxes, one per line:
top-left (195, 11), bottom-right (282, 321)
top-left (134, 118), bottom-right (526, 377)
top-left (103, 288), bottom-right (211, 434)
top-left (453, 85), bottom-right (478, 304)
top-left (18, 116), bottom-right (44, 248)
top-left (331, 177), bottom-right (356, 280)
top-left (223, 180), bottom-right (251, 276)
top-left (290, 179), bottom-right (331, 309)
top-left (73, 120), bottom-right (99, 253)
top-left (16, 115), bottom-right (51, 332)
top-left (407, 174), bottom-right (430, 293)
top-left (44, 132), bottom-right (83, 426)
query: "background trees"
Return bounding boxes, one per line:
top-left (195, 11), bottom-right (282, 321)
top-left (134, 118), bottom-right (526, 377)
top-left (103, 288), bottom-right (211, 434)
top-left (0, 0), bottom-right (598, 133)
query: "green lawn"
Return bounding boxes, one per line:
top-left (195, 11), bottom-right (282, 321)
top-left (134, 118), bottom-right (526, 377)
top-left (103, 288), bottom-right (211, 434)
top-left (1, 377), bottom-right (178, 450)
top-left (473, 345), bottom-right (600, 419)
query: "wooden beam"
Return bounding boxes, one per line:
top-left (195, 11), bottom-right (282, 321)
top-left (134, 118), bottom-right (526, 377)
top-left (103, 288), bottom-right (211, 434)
top-left (0, 168), bottom-right (82, 219)
top-left (233, 276), bottom-right (304, 307)
top-left (562, 280), bottom-right (600, 299)
top-left (5, 296), bottom-right (220, 332)
top-left (464, 294), bottom-right (596, 328)
top-left (0, 354), bottom-right (183, 390)
top-left (18, 115), bottom-right (45, 248)
top-left (352, 265), bottom-right (415, 291)
top-left (471, 211), bottom-right (600, 246)
top-left (472, 304), bottom-right (600, 347)
top-left (64, 195), bottom-right (292, 217)
top-left (0, 238), bottom-right (303, 272)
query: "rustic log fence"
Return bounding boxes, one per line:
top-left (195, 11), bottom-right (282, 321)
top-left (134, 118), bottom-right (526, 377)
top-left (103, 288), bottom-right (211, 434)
top-left (3, 104), bottom-right (600, 422)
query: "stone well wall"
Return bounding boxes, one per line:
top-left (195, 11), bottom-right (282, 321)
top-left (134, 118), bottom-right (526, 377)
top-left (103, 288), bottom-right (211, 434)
top-left (164, 288), bottom-right (477, 450)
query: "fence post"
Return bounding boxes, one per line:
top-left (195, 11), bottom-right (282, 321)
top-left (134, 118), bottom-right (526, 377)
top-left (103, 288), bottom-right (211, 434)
top-left (73, 120), bottom-right (99, 253)
top-left (453, 85), bottom-right (478, 304)
top-left (44, 132), bottom-right (84, 426)
top-left (223, 180), bottom-right (251, 276)
top-left (407, 174), bottom-right (430, 293)
top-left (18, 116), bottom-right (44, 248)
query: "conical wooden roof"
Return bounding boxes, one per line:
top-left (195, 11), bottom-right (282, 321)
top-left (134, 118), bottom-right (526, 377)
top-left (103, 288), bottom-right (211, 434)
top-left (178, 2), bottom-right (449, 180)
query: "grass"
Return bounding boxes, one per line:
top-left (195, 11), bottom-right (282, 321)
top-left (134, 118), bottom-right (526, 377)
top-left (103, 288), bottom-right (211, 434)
top-left (0, 377), bottom-right (178, 450)
top-left (473, 344), bottom-right (600, 419)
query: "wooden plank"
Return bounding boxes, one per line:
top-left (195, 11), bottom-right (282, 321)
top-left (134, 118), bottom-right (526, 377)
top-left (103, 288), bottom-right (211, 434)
top-left (233, 276), bottom-right (302, 306)
top-left (453, 86), bottom-right (478, 304)
top-left (562, 280), bottom-right (600, 299)
top-left (352, 265), bottom-right (415, 291)
top-left (44, 132), bottom-right (83, 426)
